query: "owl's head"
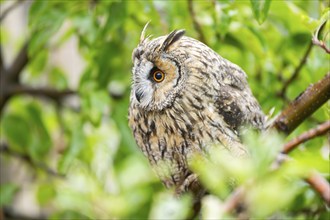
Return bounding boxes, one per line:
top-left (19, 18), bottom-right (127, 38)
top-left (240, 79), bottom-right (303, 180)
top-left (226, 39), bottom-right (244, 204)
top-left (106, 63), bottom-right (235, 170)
top-left (131, 25), bottom-right (198, 111)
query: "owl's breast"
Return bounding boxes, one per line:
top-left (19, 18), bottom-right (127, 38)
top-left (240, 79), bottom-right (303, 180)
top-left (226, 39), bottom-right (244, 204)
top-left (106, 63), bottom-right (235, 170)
top-left (128, 97), bottom-right (246, 188)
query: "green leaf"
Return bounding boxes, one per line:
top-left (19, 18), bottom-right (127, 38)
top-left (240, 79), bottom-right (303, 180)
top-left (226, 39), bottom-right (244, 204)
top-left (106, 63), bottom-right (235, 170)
top-left (250, 0), bottom-right (272, 24)
top-left (118, 156), bottom-right (156, 191)
top-left (103, 2), bottom-right (127, 33)
top-left (81, 90), bottom-right (110, 126)
top-left (49, 67), bottom-right (69, 90)
top-left (71, 13), bottom-right (98, 47)
top-left (247, 25), bottom-right (267, 51)
top-left (28, 49), bottom-right (48, 77)
top-left (49, 210), bottom-right (91, 220)
top-left (28, 1), bottom-right (67, 55)
top-left (58, 126), bottom-right (85, 173)
top-left (244, 130), bottom-right (283, 174)
top-left (0, 114), bottom-right (31, 152)
top-left (26, 103), bottom-right (52, 161)
top-left (28, 0), bottom-right (48, 18)
top-left (149, 192), bottom-right (191, 220)
top-left (0, 183), bottom-right (19, 206)
top-left (37, 184), bottom-right (56, 206)
top-left (247, 176), bottom-right (299, 218)
top-left (1, 101), bottom-right (52, 160)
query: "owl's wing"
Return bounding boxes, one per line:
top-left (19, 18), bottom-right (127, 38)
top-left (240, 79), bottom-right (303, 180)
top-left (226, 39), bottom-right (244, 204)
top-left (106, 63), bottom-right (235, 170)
top-left (215, 60), bottom-right (265, 133)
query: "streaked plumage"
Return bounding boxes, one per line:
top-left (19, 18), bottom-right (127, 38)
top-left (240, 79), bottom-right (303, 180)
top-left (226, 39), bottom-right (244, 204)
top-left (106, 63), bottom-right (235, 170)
top-left (128, 27), bottom-right (265, 198)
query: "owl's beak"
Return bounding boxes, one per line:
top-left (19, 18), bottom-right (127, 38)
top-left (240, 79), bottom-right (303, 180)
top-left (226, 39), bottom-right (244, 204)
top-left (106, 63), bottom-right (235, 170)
top-left (135, 91), bottom-right (142, 102)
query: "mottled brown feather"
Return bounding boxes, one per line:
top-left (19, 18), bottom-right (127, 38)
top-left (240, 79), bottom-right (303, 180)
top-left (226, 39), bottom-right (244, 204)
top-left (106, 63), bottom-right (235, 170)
top-left (129, 29), bottom-right (265, 199)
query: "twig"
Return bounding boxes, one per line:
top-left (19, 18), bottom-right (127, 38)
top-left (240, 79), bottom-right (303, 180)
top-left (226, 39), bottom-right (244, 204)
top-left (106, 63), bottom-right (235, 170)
top-left (282, 121), bottom-right (330, 154)
top-left (312, 18), bottom-right (330, 54)
top-left (222, 186), bottom-right (245, 213)
top-left (278, 42), bottom-right (313, 99)
top-left (7, 84), bottom-right (76, 100)
top-left (273, 73), bottom-right (330, 134)
top-left (6, 41), bottom-right (29, 83)
top-left (223, 82), bottom-right (330, 212)
top-left (89, 0), bottom-right (99, 10)
top-left (313, 39), bottom-right (330, 54)
top-left (0, 45), bottom-right (5, 75)
top-left (273, 73), bottom-right (330, 206)
top-left (0, 142), bottom-right (65, 178)
top-left (1, 83), bottom-right (75, 114)
top-left (305, 172), bottom-right (330, 205)
top-left (222, 171), bottom-right (330, 213)
top-left (222, 161), bottom-right (330, 214)
top-left (0, 0), bottom-right (26, 23)
top-left (0, 46), bottom-right (5, 110)
top-left (187, 0), bottom-right (207, 45)
top-left (3, 206), bottom-right (47, 220)
top-left (0, 39), bottom-right (30, 114)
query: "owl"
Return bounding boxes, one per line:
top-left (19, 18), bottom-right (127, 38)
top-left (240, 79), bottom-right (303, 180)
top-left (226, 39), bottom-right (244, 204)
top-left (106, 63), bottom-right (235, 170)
top-left (128, 26), bottom-right (265, 199)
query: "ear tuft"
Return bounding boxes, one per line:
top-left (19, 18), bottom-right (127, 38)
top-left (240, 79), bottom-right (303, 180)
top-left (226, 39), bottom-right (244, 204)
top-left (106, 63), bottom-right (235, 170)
top-left (140, 21), bottom-right (150, 44)
top-left (161, 29), bottom-right (185, 52)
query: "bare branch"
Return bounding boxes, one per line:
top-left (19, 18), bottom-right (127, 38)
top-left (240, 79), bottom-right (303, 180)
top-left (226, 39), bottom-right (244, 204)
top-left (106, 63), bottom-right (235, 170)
top-left (6, 41), bottom-right (29, 83)
top-left (0, 45), bottom-right (5, 75)
top-left (0, 0), bottom-right (26, 23)
top-left (187, 0), bottom-right (207, 45)
top-left (313, 39), bottom-right (330, 54)
top-left (278, 42), bottom-right (313, 98)
top-left (222, 120), bottom-right (330, 212)
top-left (1, 83), bottom-right (75, 114)
top-left (305, 172), bottom-right (330, 205)
top-left (0, 142), bottom-right (65, 178)
top-left (0, 39), bottom-right (30, 114)
top-left (3, 206), bottom-right (47, 220)
top-left (273, 73), bottom-right (330, 134)
top-left (7, 84), bottom-right (76, 100)
top-left (222, 173), bottom-right (330, 214)
top-left (283, 121), bottom-right (330, 154)
top-left (222, 165), bottom-right (330, 214)
top-left (222, 186), bottom-right (245, 213)
top-left (0, 45), bottom-right (6, 110)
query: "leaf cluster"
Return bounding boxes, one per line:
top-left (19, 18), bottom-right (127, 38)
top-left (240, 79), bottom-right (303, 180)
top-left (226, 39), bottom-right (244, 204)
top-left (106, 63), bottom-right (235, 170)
top-left (0, 0), bottom-right (329, 219)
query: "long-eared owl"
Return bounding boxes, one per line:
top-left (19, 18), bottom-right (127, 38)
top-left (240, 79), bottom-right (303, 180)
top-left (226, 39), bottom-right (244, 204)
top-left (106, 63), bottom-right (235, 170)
top-left (128, 25), bottom-right (265, 197)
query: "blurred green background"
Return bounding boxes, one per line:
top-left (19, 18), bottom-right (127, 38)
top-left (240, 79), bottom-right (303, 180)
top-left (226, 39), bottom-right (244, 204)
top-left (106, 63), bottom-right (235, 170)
top-left (0, 0), bottom-right (329, 219)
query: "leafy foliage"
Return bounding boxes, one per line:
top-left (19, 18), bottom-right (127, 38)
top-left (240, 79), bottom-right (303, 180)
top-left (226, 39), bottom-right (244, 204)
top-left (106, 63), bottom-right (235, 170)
top-left (0, 0), bottom-right (329, 219)
top-left (250, 0), bottom-right (272, 24)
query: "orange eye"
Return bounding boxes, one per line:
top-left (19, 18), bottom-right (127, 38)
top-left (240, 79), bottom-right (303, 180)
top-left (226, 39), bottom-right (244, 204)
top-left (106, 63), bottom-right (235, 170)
top-left (153, 70), bottom-right (165, 83)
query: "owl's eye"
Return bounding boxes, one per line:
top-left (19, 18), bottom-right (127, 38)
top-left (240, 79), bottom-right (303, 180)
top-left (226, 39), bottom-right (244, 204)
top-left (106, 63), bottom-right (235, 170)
top-left (152, 69), bottom-right (165, 83)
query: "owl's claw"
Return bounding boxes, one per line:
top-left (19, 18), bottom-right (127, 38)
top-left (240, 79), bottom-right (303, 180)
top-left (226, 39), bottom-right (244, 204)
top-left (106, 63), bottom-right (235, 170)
top-left (176, 174), bottom-right (205, 199)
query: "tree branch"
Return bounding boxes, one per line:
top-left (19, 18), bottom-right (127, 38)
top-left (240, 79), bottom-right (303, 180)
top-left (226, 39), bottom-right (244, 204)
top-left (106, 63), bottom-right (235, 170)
top-left (3, 206), bottom-right (46, 220)
top-left (222, 86), bottom-right (330, 212)
top-left (1, 84), bottom-right (75, 114)
top-left (222, 186), bottom-right (245, 213)
top-left (272, 73), bottom-right (330, 206)
top-left (6, 41), bottom-right (29, 83)
top-left (282, 121), bottom-right (330, 154)
top-left (0, 0), bottom-right (26, 23)
top-left (222, 170), bottom-right (330, 214)
top-left (0, 142), bottom-right (65, 178)
top-left (0, 45), bottom-right (6, 108)
top-left (0, 45), bottom-right (5, 75)
top-left (278, 42), bottom-right (313, 99)
top-left (187, 0), bottom-right (207, 45)
top-left (0, 39), bottom-right (30, 114)
top-left (7, 84), bottom-right (76, 101)
top-left (305, 172), bottom-right (330, 205)
top-left (312, 39), bottom-right (330, 54)
top-left (273, 73), bottom-right (330, 134)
